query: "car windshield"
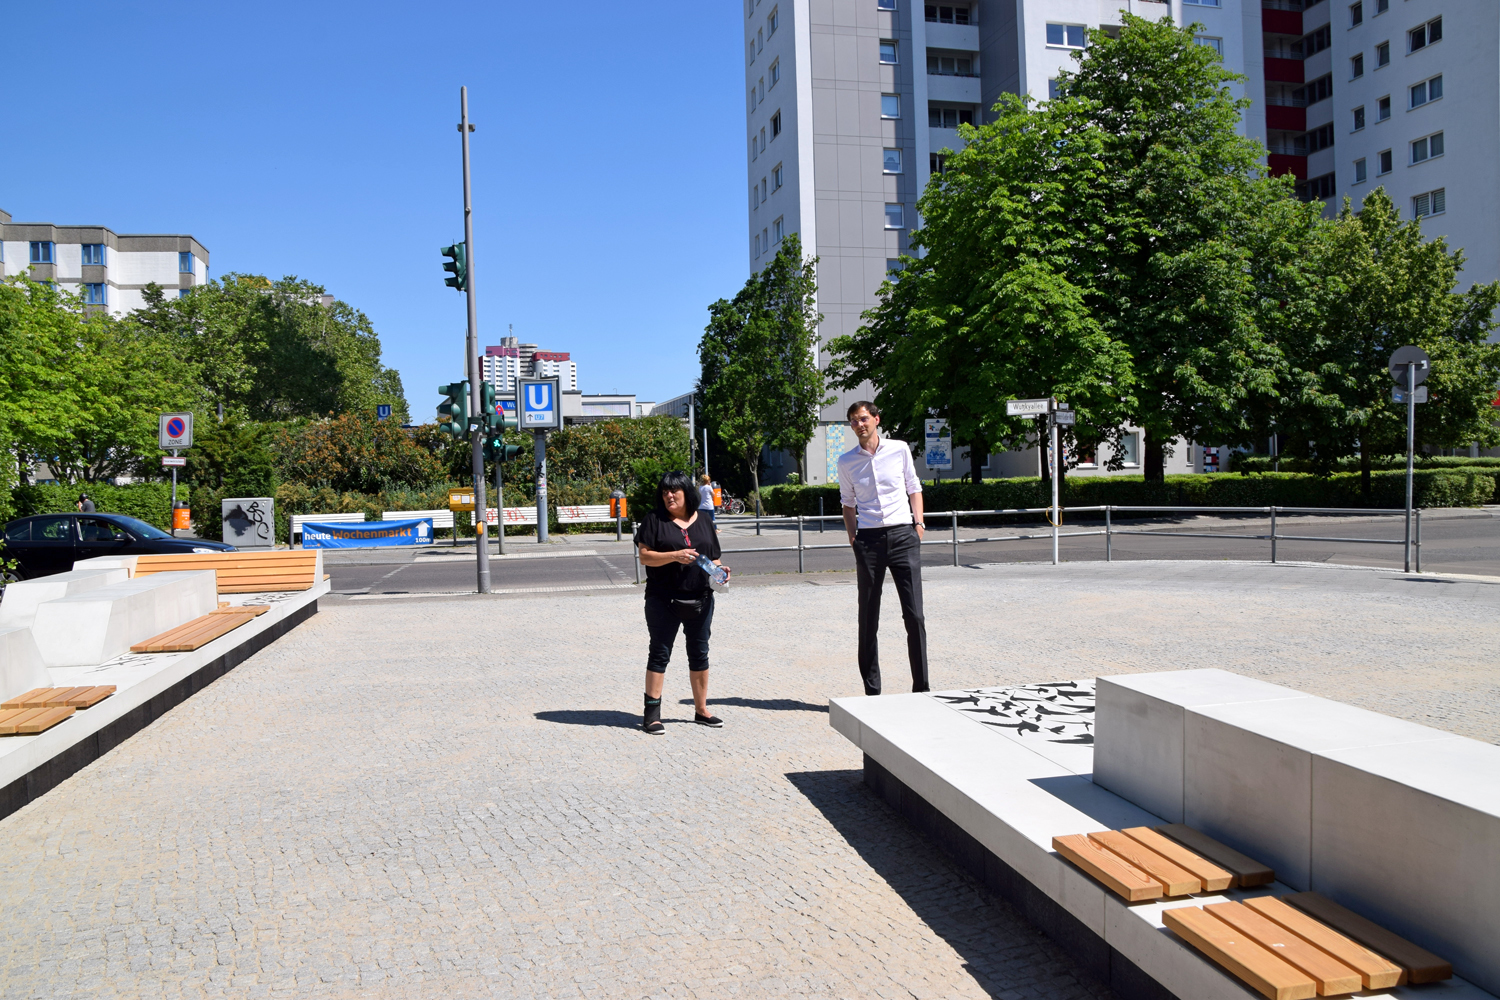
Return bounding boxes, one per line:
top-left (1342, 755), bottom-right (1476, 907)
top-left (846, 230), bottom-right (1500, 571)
top-left (111, 515), bottom-right (172, 540)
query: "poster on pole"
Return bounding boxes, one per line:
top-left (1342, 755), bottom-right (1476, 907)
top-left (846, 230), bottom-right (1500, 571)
top-left (924, 419), bottom-right (953, 470)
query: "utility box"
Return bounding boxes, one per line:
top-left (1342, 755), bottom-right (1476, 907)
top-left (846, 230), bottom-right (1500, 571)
top-left (221, 498), bottom-right (275, 549)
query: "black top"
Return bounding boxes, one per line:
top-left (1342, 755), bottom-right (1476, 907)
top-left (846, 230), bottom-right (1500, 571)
top-left (636, 508), bottom-right (721, 597)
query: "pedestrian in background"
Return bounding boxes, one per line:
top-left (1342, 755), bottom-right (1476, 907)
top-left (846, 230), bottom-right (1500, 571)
top-left (635, 470), bottom-right (729, 734)
top-left (838, 401), bottom-right (929, 696)
top-left (697, 473), bottom-right (717, 526)
top-left (76, 494), bottom-right (95, 513)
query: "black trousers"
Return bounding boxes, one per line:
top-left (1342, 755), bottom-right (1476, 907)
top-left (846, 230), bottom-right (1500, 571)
top-left (852, 524), bottom-right (929, 696)
top-left (644, 591), bottom-right (714, 673)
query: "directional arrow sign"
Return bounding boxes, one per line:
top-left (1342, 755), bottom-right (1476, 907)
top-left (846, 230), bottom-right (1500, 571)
top-left (1005, 398), bottom-right (1051, 416)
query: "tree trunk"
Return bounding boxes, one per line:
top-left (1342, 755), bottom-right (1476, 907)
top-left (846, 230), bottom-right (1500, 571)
top-left (1360, 443), bottom-right (1371, 500)
top-left (1038, 423), bottom-right (1051, 484)
top-left (971, 436), bottom-right (986, 485)
top-left (747, 450), bottom-right (762, 516)
top-left (1143, 429), bottom-right (1167, 483)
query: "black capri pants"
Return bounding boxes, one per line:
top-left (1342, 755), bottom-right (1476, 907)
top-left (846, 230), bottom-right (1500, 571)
top-left (644, 591), bottom-right (715, 673)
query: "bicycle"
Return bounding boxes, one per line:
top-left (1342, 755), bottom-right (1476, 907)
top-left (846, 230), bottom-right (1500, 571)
top-left (718, 491), bottom-right (746, 516)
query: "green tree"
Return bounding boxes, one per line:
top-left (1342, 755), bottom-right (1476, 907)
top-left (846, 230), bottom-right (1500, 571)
top-left (698, 236), bottom-right (829, 501)
top-left (0, 277), bottom-right (86, 490)
top-left (1273, 189), bottom-right (1500, 490)
top-left (271, 412), bottom-right (444, 493)
top-left (187, 413), bottom-right (278, 497)
top-left (828, 93), bottom-right (1135, 483)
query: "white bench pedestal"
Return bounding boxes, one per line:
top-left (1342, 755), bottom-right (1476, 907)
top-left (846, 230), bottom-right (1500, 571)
top-left (31, 571), bottom-right (218, 667)
top-left (0, 568), bottom-right (131, 629)
top-left (0, 628), bottom-right (50, 702)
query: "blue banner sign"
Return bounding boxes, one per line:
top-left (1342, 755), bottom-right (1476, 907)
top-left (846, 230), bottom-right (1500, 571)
top-left (301, 518), bottom-right (433, 549)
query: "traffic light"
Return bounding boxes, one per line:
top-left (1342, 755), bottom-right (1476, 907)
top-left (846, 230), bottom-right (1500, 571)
top-left (437, 381), bottom-right (469, 437)
top-left (481, 380), bottom-right (500, 432)
top-left (440, 241), bottom-right (467, 292)
top-left (484, 432), bottom-right (523, 464)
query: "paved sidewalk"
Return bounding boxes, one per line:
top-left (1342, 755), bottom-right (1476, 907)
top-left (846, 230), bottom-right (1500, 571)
top-left (2, 562), bottom-right (1497, 998)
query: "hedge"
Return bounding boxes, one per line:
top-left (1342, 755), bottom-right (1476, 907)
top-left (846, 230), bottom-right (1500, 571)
top-left (1232, 454), bottom-right (1500, 474)
top-left (11, 482), bottom-right (184, 531)
top-left (759, 470), bottom-right (1496, 518)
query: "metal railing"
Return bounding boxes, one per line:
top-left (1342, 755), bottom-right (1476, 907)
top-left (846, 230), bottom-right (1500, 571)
top-left (1265, 94), bottom-right (1309, 107)
top-left (631, 505), bottom-right (1424, 583)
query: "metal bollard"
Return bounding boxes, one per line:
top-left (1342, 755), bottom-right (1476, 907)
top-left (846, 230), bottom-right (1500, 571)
top-left (1106, 506), bottom-right (1112, 562)
top-left (1415, 508), bottom-right (1422, 573)
top-left (951, 511), bottom-right (959, 566)
top-left (797, 515), bottom-right (805, 573)
top-left (1270, 507), bottom-right (1278, 564)
top-left (632, 522), bottom-right (641, 585)
top-left (819, 495), bottom-right (824, 533)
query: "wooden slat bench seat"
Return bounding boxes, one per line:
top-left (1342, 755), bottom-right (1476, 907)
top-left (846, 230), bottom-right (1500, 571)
top-left (130, 605), bottom-right (269, 653)
top-left (1155, 823), bottom-right (1276, 887)
top-left (0, 706), bottom-right (75, 735)
top-left (135, 552), bottom-right (320, 594)
top-left (1163, 894), bottom-right (1445, 999)
top-left (1053, 824), bottom-right (1268, 902)
top-left (3, 685), bottom-right (115, 710)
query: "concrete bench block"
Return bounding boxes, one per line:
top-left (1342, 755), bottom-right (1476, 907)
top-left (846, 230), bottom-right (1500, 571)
top-left (1094, 669), bottom-right (1307, 823)
top-left (1312, 739), bottom-right (1500, 995)
top-left (71, 555), bottom-right (140, 576)
top-left (0, 568), bottom-right (130, 629)
top-left (0, 627), bottom-right (51, 701)
top-left (30, 571), bottom-right (218, 667)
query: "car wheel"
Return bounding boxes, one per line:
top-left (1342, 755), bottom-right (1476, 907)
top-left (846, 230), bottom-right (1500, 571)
top-left (0, 566), bottom-right (25, 596)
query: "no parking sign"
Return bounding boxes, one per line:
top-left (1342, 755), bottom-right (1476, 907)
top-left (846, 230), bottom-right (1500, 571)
top-left (159, 412), bottom-right (193, 449)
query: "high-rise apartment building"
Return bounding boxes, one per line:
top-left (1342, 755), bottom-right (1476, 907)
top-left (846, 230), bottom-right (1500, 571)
top-left (0, 208), bottom-right (209, 315)
top-left (748, 0), bottom-right (1498, 484)
top-left (532, 351), bottom-right (579, 392)
top-left (482, 338), bottom-right (579, 392)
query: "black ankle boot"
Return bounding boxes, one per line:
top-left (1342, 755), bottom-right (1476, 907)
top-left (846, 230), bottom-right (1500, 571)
top-left (643, 695), bottom-right (664, 735)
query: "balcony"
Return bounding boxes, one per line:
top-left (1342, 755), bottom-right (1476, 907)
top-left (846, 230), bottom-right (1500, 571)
top-left (1262, 0), bottom-right (1306, 9)
top-left (927, 74), bottom-right (982, 103)
top-left (1267, 153), bottom-right (1307, 180)
top-left (1264, 58), bottom-right (1305, 83)
top-left (1265, 105), bottom-right (1306, 131)
top-left (1261, 8), bottom-right (1302, 35)
top-left (1265, 94), bottom-right (1309, 107)
top-left (1266, 140), bottom-right (1309, 156)
top-left (924, 22), bottom-right (979, 52)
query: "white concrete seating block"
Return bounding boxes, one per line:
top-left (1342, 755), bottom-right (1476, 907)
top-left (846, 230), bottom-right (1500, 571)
top-left (71, 555), bottom-right (140, 576)
top-left (0, 627), bottom-right (51, 701)
top-left (0, 568), bottom-right (130, 629)
top-left (1313, 739), bottom-right (1500, 995)
top-left (30, 571), bottom-right (218, 667)
top-left (1094, 670), bottom-right (1306, 823)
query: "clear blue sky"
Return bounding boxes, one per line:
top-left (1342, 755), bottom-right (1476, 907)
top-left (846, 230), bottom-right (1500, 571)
top-left (3, 2), bottom-right (749, 413)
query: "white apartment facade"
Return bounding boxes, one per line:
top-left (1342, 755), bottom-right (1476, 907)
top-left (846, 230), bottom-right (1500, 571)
top-left (745, 0), bottom-right (1255, 485)
top-left (0, 208), bottom-right (209, 315)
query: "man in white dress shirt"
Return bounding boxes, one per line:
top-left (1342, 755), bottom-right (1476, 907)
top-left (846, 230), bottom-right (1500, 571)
top-left (838, 400), bottom-right (929, 696)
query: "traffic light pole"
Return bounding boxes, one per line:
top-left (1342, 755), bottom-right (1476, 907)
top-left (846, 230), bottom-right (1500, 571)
top-left (460, 85), bottom-right (490, 594)
top-left (495, 450), bottom-right (505, 556)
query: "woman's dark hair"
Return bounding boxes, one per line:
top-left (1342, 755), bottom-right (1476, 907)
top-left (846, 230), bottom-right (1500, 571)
top-left (656, 470), bottom-right (695, 511)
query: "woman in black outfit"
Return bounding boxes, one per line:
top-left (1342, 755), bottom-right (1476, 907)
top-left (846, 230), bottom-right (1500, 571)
top-left (635, 470), bottom-right (729, 735)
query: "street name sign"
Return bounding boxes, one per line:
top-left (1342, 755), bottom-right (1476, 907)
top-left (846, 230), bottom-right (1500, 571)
top-left (1006, 399), bottom-right (1051, 416)
top-left (1053, 410), bottom-right (1077, 426)
top-left (1392, 386), bottom-right (1429, 404)
top-left (161, 456), bottom-right (187, 468)
top-left (158, 412), bottom-right (193, 449)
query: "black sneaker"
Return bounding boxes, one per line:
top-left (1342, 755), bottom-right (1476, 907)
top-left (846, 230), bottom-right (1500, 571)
top-left (694, 712), bottom-right (723, 728)
top-left (643, 720), bottom-right (665, 735)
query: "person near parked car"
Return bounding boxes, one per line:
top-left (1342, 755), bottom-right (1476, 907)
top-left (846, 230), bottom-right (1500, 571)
top-left (634, 470), bottom-right (729, 734)
top-left (697, 473), bottom-right (717, 525)
top-left (76, 494), bottom-right (95, 513)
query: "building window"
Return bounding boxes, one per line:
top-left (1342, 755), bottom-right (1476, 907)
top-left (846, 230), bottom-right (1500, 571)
top-left (179, 251), bottom-right (194, 273)
top-left (927, 53), bottom-right (974, 76)
top-left (1377, 95), bottom-right (1390, 120)
top-left (885, 203), bottom-right (904, 228)
top-left (757, 27), bottom-right (763, 53)
top-left (1375, 41), bottom-right (1389, 67)
top-left (1377, 148), bottom-right (1393, 174)
top-left (754, 233), bottom-right (761, 257)
top-left (773, 164), bottom-right (783, 189)
top-left (1297, 74), bottom-right (1332, 105)
top-left (881, 94), bottom-right (900, 118)
top-left (925, 5), bottom-right (970, 24)
top-left (1409, 74), bottom-right (1442, 108)
top-left (760, 126), bottom-right (767, 151)
top-left (81, 243), bottom-right (105, 265)
top-left (758, 78), bottom-right (765, 102)
top-left (883, 148), bottom-right (902, 173)
top-left (1349, 2), bottom-right (1362, 26)
top-left (1048, 78), bottom-right (1061, 100)
top-left (770, 111), bottom-right (782, 138)
top-left (1046, 23), bottom-right (1085, 49)
top-left (1299, 26), bottom-right (1331, 56)
top-left (748, 41), bottom-right (755, 64)
top-left (1182, 0), bottom-right (1221, 5)
top-left (1413, 188), bottom-right (1445, 219)
top-left (752, 183), bottom-right (759, 209)
top-left (82, 283), bottom-right (106, 304)
top-left (1374, 0), bottom-right (1387, 12)
top-left (878, 0), bottom-right (896, 8)
top-left (767, 6), bottom-right (778, 35)
top-left (770, 59), bottom-right (780, 86)
top-left (762, 227), bottom-right (769, 250)
top-left (749, 87), bottom-right (757, 112)
top-left (1354, 157), bottom-right (1367, 183)
top-left (1297, 173), bottom-right (1337, 202)
top-left (887, 258), bottom-right (903, 274)
top-left (929, 105), bottom-right (974, 128)
top-left (761, 177), bottom-right (768, 201)
top-left (1351, 53), bottom-right (1364, 78)
top-left (1117, 433), bottom-right (1139, 467)
top-left (178, 289), bottom-right (190, 299)
top-left (1410, 131), bottom-right (1443, 163)
top-left (930, 153), bottom-right (948, 174)
top-left (773, 217), bottom-right (784, 243)
top-left (879, 40), bottom-right (898, 64)
top-left (1194, 36), bottom-right (1223, 56)
top-left (1352, 105), bottom-right (1365, 130)
top-left (1305, 124), bottom-right (1334, 153)
top-left (29, 241), bottom-right (53, 264)
top-left (1409, 17), bottom-right (1441, 52)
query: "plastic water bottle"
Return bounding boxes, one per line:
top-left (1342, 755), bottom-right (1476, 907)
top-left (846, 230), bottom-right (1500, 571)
top-left (695, 553), bottom-right (730, 592)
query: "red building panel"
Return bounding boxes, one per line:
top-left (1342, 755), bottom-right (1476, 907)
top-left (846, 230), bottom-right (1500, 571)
top-left (1261, 9), bottom-right (1302, 35)
top-left (1267, 154), bottom-right (1308, 180)
top-left (1265, 105), bottom-right (1306, 131)
top-left (1263, 58), bottom-right (1305, 84)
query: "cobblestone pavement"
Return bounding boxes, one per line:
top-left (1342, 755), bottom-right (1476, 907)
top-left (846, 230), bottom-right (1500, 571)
top-left (2, 562), bottom-right (1497, 999)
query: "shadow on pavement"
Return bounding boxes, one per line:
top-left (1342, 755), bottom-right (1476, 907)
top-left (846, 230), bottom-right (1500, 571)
top-left (534, 709), bottom-right (641, 728)
top-left (678, 697), bottom-right (827, 713)
top-left (785, 768), bottom-right (1113, 1000)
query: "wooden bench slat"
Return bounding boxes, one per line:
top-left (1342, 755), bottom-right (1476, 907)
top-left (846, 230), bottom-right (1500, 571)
top-left (2, 688), bottom-right (56, 710)
top-left (1282, 892), bottom-right (1451, 984)
top-left (1205, 902), bottom-right (1362, 996)
top-left (1242, 897), bottom-right (1402, 990)
top-left (131, 610), bottom-right (261, 653)
top-left (209, 605), bottom-right (270, 617)
top-left (1163, 907), bottom-right (1317, 1000)
top-left (1119, 826), bottom-right (1234, 892)
top-left (0, 708), bottom-right (50, 735)
top-left (1156, 824), bottom-right (1275, 887)
top-left (17, 706), bottom-right (74, 734)
top-left (1052, 833), bottom-right (1162, 902)
top-left (219, 583), bottom-right (313, 593)
top-left (70, 686), bottom-right (116, 708)
top-left (1088, 830), bottom-right (1200, 897)
top-left (42, 687), bottom-right (95, 709)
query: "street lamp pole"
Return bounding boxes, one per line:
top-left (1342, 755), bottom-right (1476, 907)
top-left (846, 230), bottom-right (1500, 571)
top-left (460, 85), bottom-right (490, 594)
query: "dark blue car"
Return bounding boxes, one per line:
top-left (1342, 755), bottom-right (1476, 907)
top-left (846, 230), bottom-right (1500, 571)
top-left (1, 513), bottom-right (235, 581)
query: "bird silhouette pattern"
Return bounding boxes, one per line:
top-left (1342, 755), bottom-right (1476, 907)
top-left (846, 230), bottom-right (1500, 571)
top-left (933, 679), bottom-right (1095, 744)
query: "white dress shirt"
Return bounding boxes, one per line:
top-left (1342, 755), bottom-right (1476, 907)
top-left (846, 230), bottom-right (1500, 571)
top-left (838, 436), bottom-right (923, 529)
